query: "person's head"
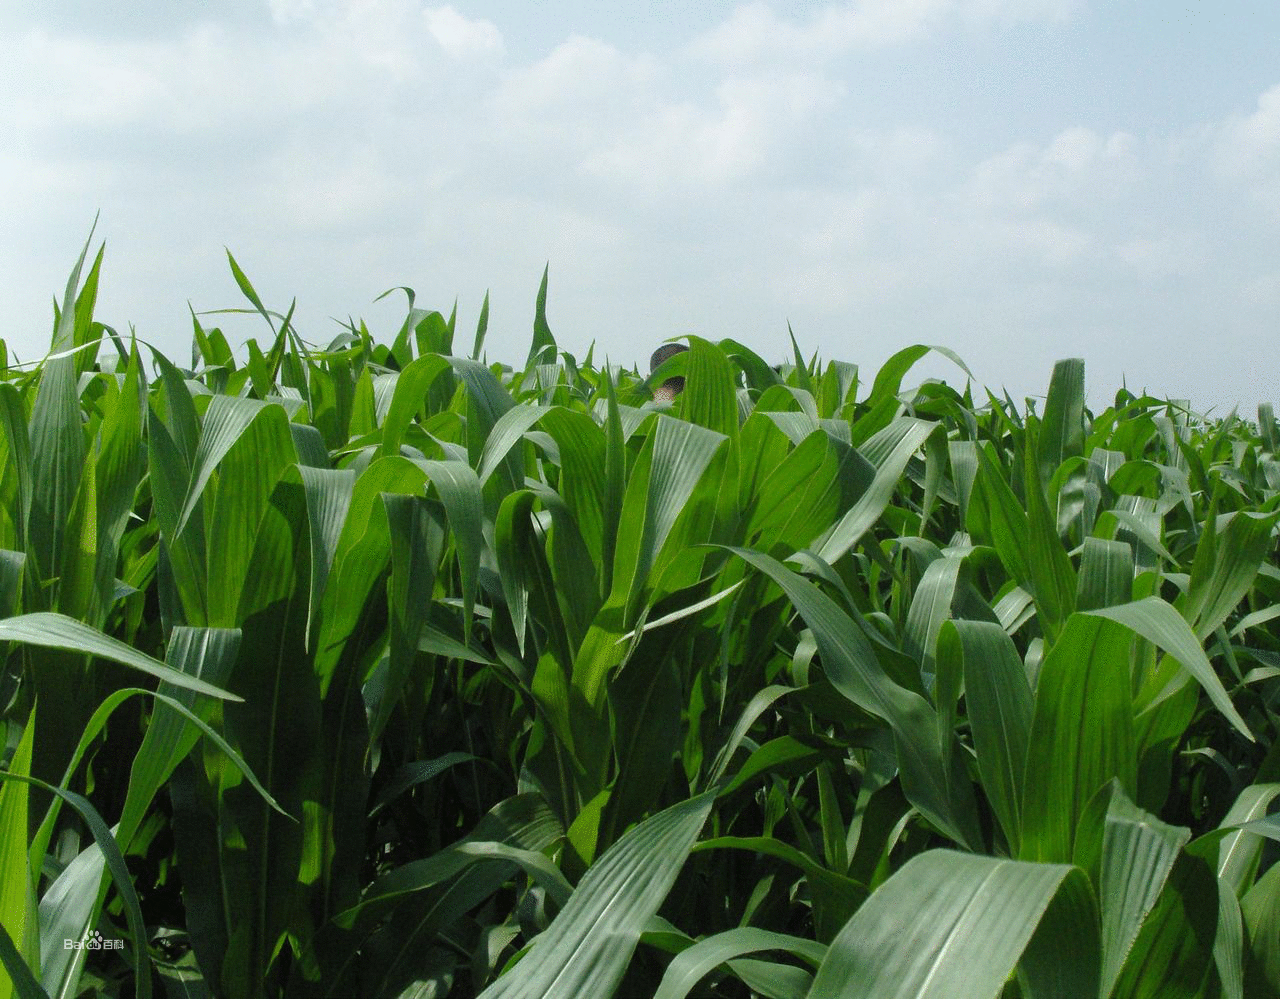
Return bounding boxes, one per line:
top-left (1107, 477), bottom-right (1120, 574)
top-left (650, 343), bottom-right (689, 402)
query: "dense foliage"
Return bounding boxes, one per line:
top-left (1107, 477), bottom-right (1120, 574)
top-left (1, 237), bottom-right (1279, 999)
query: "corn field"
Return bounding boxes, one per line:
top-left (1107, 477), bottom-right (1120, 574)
top-left (1, 235), bottom-right (1278, 998)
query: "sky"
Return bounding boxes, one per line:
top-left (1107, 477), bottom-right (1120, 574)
top-left (1, 1), bottom-right (1278, 413)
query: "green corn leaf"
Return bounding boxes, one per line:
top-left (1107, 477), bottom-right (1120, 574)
top-left (3, 775), bottom-right (153, 999)
top-left (375, 493), bottom-right (443, 745)
top-left (175, 395), bottom-right (280, 536)
top-left (0, 551), bottom-right (23, 619)
top-left (478, 403), bottom-right (547, 484)
top-left (27, 344), bottom-right (85, 586)
top-left (819, 418), bottom-right (937, 564)
top-left (694, 835), bottom-right (867, 943)
top-left (1021, 614), bottom-right (1137, 863)
top-left (864, 345), bottom-right (930, 412)
top-left (652, 927), bottom-right (825, 999)
top-left (204, 402), bottom-right (297, 625)
top-left (599, 365), bottom-right (625, 599)
top-left (806, 850), bottom-right (1099, 999)
top-left (1078, 537), bottom-right (1134, 612)
top-left (1037, 358), bottom-right (1086, 485)
top-left (91, 344), bottom-right (147, 608)
top-left (495, 489), bottom-right (557, 660)
top-left (216, 476), bottom-right (321, 995)
top-left (1241, 862), bottom-right (1280, 996)
top-left (968, 443), bottom-right (1034, 594)
top-left (297, 465), bottom-right (356, 646)
top-left (368, 752), bottom-right (480, 818)
top-left (1106, 835), bottom-right (1219, 999)
top-left (478, 792), bottom-right (715, 999)
top-left (1021, 422), bottom-right (1077, 641)
top-left (1214, 878), bottom-right (1246, 999)
top-left (745, 430), bottom-right (850, 557)
top-left (937, 620), bottom-right (1032, 855)
top-left (527, 264), bottom-right (557, 367)
top-left (0, 920), bottom-right (47, 999)
top-left (313, 794), bottom-right (561, 997)
top-left (147, 407), bottom-right (208, 625)
top-left (114, 628), bottom-right (244, 849)
top-left (682, 336), bottom-right (739, 439)
top-left (54, 442), bottom-right (100, 624)
top-left (1214, 783), bottom-right (1280, 898)
top-left (723, 546), bottom-right (983, 851)
top-left (472, 289), bottom-right (490, 359)
top-left (1182, 510), bottom-right (1278, 641)
top-left (0, 613), bottom-right (239, 700)
top-left (29, 680), bottom-right (288, 886)
top-left (415, 459), bottom-right (484, 639)
top-left (602, 633), bottom-right (684, 848)
top-left (313, 456), bottom-right (428, 693)
top-left (1086, 597), bottom-right (1252, 741)
top-left (378, 353), bottom-right (452, 457)
top-left (604, 415), bottom-right (726, 621)
top-left (449, 356), bottom-right (522, 491)
top-left (1095, 783), bottom-right (1192, 996)
top-left (50, 222), bottom-right (98, 354)
top-left (224, 249), bottom-right (273, 330)
top-left (720, 337), bottom-right (781, 393)
top-left (903, 555), bottom-right (964, 680)
top-left (704, 684), bottom-right (796, 789)
top-left (0, 384), bottom-right (32, 550)
top-left (0, 708), bottom-right (38, 999)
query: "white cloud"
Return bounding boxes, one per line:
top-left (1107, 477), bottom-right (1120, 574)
top-left (0, 4), bottom-right (1275, 412)
top-left (494, 34), bottom-right (655, 117)
top-left (690, 0), bottom-right (1081, 65)
top-left (968, 127), bottom-right (1138, 212)
top-left (0, 22), bottom-right (394, 141)
top-left (690, 3), bottom-right (860, 64)
top-left (583, 71), bottom-right (847, 190)
top-left (1242, 270), bottom-right (1280, 307)
top-left (423, 6), bottom-right (504, 60)
top-left (1113, 236), bottom-right (1201, 281)
top-left (267, 0), bottom-right (317, 25)
top-left (955, 0), bottom-right (1080, 23)
top-left (1213, 83), bottom-right (1280, 213)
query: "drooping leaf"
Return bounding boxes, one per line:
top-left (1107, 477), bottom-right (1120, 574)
top-left (478, 792), bottom-right (716, 999)
top-left (806, 850), bottom-right (1099, 999)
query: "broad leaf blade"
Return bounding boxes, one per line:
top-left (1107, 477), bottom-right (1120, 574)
top-left (807, 850), bottom-right (1099, 999)
top-left (478, 792), bottom-right (716, 999)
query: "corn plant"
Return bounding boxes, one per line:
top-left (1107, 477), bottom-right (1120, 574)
top-left (1, 237), bottom-right (1278, 999)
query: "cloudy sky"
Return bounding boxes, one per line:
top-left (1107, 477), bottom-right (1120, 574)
top-left (2, 1), bottom-right (1277, 411)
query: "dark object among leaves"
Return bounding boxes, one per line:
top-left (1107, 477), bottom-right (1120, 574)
top-left (650, 342), bottom-right (689, 402)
